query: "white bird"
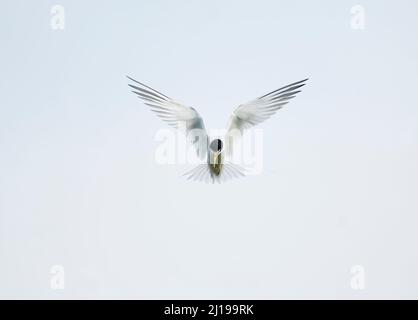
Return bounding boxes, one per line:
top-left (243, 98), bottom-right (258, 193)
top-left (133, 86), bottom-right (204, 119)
top-left (127, 76), bottom-right (308, 183)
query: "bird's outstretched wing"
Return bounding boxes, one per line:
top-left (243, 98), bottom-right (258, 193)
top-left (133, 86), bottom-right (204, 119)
top-left (128, 76), bottom-right (208, 159)
top-left (225, 78), bottom-right (308, 157)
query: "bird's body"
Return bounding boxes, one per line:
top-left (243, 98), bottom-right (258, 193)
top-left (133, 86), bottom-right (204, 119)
top-left (127, 76), bottom-right (308, 183)
top-left (208, 138), bottom-right (223, 176)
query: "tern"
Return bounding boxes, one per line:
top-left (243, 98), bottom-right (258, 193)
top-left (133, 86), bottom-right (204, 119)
top-left (127, 76), bottom-right (308, 183)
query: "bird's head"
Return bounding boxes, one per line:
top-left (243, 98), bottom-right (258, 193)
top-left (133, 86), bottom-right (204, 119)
top-left (209, 138), bottom-right (223, 154)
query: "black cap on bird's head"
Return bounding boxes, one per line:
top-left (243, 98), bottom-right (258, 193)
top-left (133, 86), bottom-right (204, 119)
top-left (210, 139), bottom-right (223, 153)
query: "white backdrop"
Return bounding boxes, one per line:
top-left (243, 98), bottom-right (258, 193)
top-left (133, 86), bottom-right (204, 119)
top-left (0, 0), bottom-right (417, 299)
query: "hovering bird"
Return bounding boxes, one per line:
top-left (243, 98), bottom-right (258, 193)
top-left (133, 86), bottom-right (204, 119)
top-left (127, 76), bottom-right (308, 183)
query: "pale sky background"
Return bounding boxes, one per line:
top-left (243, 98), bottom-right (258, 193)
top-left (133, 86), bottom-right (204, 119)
top-left (0, 0), bottom-right (418, 299)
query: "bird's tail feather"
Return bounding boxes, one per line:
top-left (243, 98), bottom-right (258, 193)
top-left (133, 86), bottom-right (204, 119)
top-left (182, 162), bottom-right (246, 184)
